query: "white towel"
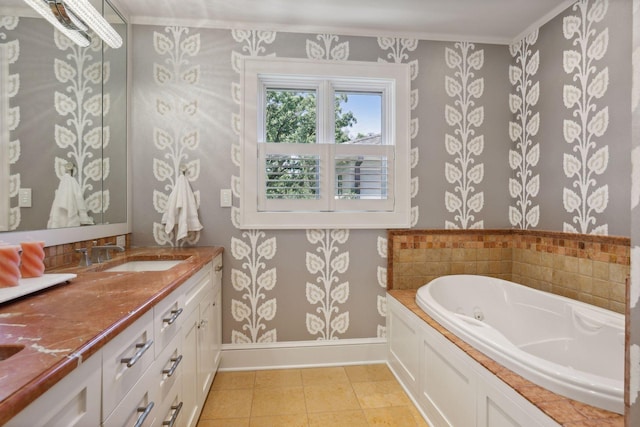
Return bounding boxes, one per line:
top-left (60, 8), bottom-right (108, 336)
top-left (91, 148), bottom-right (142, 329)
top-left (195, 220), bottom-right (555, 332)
top-left (162, 174), bottom-right (203, 241)
top-left (47, 174), bottom-right (93, 228)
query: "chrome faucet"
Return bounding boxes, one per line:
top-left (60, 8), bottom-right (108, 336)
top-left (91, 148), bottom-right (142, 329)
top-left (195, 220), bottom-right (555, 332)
top-left (91, 244), bottom-right (125, 263)
top-left (75, 248), bottom-right (92, 267)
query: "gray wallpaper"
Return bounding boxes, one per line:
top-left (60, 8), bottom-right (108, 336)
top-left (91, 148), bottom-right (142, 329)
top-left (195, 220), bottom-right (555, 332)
top-left (629, 0), bottom-right (639, 421)
top-left (130, 0), bottom-right (632, 348)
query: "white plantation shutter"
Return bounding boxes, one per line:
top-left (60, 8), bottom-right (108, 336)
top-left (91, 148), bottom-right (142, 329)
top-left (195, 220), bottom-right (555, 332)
top-left (258, 143), bottom-right (326, 211)
top-left (258, 143), bottom-right (394, 212)
top-left (333, 144), bottom-right (394, 211)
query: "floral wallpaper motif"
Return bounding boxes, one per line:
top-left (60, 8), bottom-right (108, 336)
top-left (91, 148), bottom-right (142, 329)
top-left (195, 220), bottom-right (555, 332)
top-left (230, 230), bottom-right (278, 343)
top-left (306, 34), bottom-right (348, 60)
top-left (150, 26), bottom-right (202, 246)
top-left (444, 42), bottom-right (485, 229)
top-left (230, 30), bottom-right (278, 343)
top-left (508, 30), bottom-right (541, 230)
top-left (377, 37), bottom-right (419, 227)
top-left (561, 0), bottom-right (610, 235)
top-left (305, 229), bottom-right (350, 340)
top-left (0, 16), bottom-right (20, 231)
top-left (53, 30), bottom-right (110, 219)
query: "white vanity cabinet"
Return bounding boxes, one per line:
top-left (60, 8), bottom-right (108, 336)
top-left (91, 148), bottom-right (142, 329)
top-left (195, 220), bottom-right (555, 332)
top-left (8, 254), bottom-right (223, 427)
top-left (182, 255), bottom-right (222, 427)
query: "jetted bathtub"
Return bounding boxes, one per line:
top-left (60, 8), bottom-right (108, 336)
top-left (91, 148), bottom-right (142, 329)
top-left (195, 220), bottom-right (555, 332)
top-left (416, 275), bottom-right (624, 414)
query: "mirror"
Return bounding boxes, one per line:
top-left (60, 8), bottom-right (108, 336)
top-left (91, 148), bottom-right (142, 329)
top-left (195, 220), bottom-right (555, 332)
top-left (0, 0), bottom-right (127, 242)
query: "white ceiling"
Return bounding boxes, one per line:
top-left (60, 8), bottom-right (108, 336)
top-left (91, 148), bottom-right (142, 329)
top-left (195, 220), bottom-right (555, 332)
top-left (116, 0), bottom-right (575, 44)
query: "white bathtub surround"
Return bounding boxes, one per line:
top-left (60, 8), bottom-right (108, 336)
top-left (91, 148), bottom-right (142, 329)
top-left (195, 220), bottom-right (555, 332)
top-left (387, 293), bottom-right (560, 427)
top-left (416, 274), bottom-right (624, 414)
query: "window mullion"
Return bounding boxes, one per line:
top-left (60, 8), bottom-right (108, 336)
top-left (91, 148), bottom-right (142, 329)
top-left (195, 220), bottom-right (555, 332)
top-left (319, 80), bottom-right (335, 211)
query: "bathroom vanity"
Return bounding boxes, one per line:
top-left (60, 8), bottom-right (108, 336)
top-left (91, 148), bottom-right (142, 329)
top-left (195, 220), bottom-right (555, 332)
top-left (0, 246), bottom-right (222, 427)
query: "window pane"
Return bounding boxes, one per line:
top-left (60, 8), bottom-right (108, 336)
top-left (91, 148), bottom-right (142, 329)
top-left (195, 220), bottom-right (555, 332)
top-left (335, 91), bottom-right (382, 144)
top-left (265, 154), bottom-right (320, 199)
top-left (266, 89), bottom-right (317, 143)
top-left (335, 155), bottom-right (388, 200)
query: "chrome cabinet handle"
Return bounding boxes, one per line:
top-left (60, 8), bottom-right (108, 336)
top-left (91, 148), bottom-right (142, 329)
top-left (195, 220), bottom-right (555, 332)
top-left (163, 308), bottom-right (183, 325)
top-left (162, 402), bottom-right (183, 427)
top-left (162, 355), bottom-right (183, 378)
top-left (134, 401), bottom-right (154, 427)
top-left (120, 339), bottom-right (153, 368)
top-left (198, 319), bottom-right (208, 329)
top-left (215, 264), bottom-right (223, 272)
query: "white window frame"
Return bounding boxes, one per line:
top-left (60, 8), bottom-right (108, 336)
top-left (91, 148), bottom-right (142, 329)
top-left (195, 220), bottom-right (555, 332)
top-left (240, 57), bottom-right (411, 229)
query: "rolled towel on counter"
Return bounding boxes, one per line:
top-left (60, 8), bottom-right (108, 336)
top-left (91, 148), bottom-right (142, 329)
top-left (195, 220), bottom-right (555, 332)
top-left (161, 174), bottom-right (203, 242)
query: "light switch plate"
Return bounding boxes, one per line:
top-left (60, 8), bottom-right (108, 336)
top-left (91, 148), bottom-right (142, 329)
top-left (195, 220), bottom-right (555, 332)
top-left (220, 189), bottom-right (232, 207)
top-left (18, 188), bottom-right (32, 208)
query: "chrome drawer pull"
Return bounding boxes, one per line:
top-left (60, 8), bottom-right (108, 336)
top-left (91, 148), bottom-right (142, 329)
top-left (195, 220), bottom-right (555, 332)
top-left (162, 354), bottom-right (183, 377)
top-left (162, 401), bottom-right (183, 427)
top-left (134, 401), bottom-right (154, 427)
top-left (120, 339), bottom-right (153, 368)
top-left (163, 308), bottom-right (183, 325)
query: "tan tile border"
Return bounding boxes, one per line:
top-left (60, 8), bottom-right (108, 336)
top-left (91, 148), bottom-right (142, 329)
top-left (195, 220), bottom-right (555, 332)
top-left (387, 229), bottom-right (630, 291)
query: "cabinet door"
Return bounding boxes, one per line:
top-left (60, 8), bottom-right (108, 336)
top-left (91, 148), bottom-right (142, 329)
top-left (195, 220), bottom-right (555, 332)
top-left (182, 305), bottom-right (200, 427)
top-left (6, 351), bottom-right (101, 427)
top-left (197, 290), bottom-right (216, 403)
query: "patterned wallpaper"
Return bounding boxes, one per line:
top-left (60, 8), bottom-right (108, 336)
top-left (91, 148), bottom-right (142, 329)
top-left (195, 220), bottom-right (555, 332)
top-left (629, 0), bottom-right (639, 420)
top-left (131, 0), bottom-right (632, 347)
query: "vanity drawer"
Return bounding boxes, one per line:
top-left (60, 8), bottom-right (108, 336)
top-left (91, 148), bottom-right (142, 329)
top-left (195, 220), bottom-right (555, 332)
top-left (157, 385), bottom-right (184, 427)
top-left (154, 286), bottom-right (185, 357)
top-left (102, 310), bottom-right (155, 419)
top-left (156, 332), bottom-right (183, 406)
top-left (102, 367), bottom-right (159, 427)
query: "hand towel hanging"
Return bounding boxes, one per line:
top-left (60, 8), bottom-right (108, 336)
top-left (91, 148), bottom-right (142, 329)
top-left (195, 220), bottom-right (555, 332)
top-left (161, 174), bottom-right (203, 241)
top-left (47, 174), bottom-right (93, 228)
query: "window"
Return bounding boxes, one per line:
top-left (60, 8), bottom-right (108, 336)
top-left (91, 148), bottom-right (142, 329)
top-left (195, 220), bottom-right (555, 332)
top-left (240, 57), bottom-right (411, 229)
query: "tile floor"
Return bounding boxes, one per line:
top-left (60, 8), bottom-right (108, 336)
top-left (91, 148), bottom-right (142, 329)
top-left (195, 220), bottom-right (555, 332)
top-left (196, 364), bottom-right (429, 427)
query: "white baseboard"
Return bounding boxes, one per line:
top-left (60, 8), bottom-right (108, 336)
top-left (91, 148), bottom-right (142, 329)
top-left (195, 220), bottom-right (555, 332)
top-left (219, 338), bottom-right (387, 371)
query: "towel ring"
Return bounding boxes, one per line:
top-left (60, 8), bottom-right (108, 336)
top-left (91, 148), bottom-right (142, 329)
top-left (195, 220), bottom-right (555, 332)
top-left (179, 164), bottom-right (188, 175)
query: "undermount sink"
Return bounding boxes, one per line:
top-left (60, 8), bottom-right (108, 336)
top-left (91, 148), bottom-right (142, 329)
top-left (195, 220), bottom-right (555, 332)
top-left (0, 344), bottom-right (25, 361)
top-left (103, 260), bottom-right (184, 272)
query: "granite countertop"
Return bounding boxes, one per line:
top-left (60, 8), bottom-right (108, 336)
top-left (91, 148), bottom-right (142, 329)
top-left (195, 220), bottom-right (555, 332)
top-left (0, 246), bottom-right (223, 426)
top-left (388, 289), bottom-right (624, 427)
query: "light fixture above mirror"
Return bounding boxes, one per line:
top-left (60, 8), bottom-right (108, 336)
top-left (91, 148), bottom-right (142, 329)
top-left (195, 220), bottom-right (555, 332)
top-left (22, 0), bottom-right (122, 48)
